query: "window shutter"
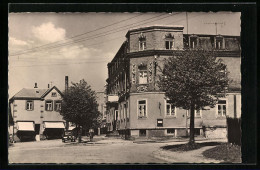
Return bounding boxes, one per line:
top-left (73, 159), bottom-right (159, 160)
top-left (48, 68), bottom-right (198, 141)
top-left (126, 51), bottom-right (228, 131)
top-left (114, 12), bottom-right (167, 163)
top-left (32, 101), bottom-right (34, 110)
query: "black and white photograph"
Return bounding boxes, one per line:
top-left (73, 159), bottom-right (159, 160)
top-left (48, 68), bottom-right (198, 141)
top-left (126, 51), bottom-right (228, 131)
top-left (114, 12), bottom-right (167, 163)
top-left (7, 8), bottom-right (247, 164)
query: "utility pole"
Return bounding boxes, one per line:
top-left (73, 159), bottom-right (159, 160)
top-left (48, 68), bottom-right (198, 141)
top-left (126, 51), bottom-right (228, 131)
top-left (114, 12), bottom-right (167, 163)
top-left (186, 12), bottom-right (188, 35)
top-left (204, 22), bottom-right (225, 35)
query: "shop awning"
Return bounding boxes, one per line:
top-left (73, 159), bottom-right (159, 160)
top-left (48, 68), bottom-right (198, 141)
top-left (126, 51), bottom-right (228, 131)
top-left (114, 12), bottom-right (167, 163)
top-left (17, 122), bottom-right (35, 131)
top-left (44, 122), bottom-right (65, 129)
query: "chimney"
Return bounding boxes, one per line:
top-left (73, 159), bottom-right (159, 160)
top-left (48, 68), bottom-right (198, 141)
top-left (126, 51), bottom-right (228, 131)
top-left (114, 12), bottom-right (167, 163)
top-left (48, 84), bottom-right (50, 88)
top-left (34, 83), bottom-right (38, 88)
top-left (65, 76), bottom-right (68, 94)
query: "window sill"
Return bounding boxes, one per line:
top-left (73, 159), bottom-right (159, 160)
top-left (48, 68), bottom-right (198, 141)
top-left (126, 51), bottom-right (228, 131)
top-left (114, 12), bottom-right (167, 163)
top-left (26, 110), bottom-right (34, 111)
top-left (138, 116), bottom-right (147, 119)
top-left (165, 116), bottom-right (177, 119)
top-left (195, 116), bottom-right (202, 118)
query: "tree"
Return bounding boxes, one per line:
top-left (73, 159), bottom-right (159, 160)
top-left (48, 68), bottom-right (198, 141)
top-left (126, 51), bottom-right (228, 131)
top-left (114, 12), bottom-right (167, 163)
top-left (158, 49), bottom-right (229, 144)
top-left (60, 79), bottom-right (101, 143)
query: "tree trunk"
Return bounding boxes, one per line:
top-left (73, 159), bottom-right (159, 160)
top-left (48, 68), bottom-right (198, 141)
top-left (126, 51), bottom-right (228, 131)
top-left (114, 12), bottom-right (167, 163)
top-left (78, 125), bottom-right (82, 143)
top-left (189, 104), bottom-right (195, 144)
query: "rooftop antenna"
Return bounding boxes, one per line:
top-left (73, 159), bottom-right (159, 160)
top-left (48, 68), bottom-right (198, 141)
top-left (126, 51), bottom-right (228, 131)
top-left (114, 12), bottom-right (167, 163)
top-left (204, 22), bottom-right (225, 35)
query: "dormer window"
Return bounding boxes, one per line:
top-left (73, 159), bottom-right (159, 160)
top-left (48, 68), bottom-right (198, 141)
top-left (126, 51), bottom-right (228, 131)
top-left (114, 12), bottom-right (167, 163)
top-left (189, 35), bottom-right (199, 49)
top-left (165, 33), bottom-right (174, 50)
top-left (215, 35), bottom-right (224, 49)
top-left (138, 33), bottom-right (146, 51)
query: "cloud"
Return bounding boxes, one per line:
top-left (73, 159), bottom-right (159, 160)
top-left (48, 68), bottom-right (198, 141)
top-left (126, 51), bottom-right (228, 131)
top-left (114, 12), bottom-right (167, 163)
top-left (32, 22), bottom-right (66, 43)
top-left (9, 37), bottom-right (28, 46)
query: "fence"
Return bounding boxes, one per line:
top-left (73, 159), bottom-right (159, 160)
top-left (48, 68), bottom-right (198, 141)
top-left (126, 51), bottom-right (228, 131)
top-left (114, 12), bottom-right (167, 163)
top-left (227, 117), bottom-right (241, 145)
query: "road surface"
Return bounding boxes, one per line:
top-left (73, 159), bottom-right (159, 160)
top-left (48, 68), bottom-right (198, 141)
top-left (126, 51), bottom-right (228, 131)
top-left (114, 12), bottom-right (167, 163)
top-left (9, 137), bottom-right (168, 164)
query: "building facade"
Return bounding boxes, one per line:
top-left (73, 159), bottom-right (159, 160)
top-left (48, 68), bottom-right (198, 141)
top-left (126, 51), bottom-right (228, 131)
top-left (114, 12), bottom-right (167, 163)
top-left (9, 84), bottom-right (65, 141)
top-left (106, 25), bottom-right (241, 138)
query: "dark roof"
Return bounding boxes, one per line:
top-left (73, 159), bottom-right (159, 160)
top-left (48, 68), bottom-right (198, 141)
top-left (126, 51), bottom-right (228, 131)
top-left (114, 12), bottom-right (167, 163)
top-left (10, 86), bottom-right (63, 101)
top-left (126, 25), bottom-right (184, 37)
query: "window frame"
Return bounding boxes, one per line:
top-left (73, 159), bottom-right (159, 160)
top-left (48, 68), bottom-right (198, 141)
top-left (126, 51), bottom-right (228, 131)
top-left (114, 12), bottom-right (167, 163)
top-left (54, 100), bottom-right (62, 111)
top-left (165, 39), bottom-right (174, 49)
top-left (25, 100), bottom-right (34, 111)
top-left (216, 99), bottom-right (227, 117)
top-left (165, 100), bottom-right (177, 117)
top-left (138, 65), bottom-right (148, 85)
top-left (139, 40), bottom-right (146, 51)
top-left (137, 99), bottom-right (147, 118)
top-left (45, 100), bottom-right (53, 111)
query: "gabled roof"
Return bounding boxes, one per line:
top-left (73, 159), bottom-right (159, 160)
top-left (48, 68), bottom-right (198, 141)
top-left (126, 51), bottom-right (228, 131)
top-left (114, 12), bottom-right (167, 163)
top-left (10, 86), bottom-right (63, 102)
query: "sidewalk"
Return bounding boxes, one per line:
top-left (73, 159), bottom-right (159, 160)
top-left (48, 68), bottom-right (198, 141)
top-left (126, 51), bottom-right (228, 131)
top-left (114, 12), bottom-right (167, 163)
top-left (151, 137), bottom-right (227, 163)
top-left (152, 145), bottom-right (222, 163)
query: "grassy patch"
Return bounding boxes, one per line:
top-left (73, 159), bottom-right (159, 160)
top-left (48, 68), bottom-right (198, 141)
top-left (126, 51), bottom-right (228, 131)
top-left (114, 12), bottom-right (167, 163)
top-left (161, 142), bottom-right (222, 152)
top-left (202, 143), bottom-right (241, 163)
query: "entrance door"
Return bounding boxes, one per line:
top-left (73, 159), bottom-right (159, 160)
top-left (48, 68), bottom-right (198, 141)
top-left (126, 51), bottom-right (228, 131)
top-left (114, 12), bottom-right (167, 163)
top-left (35, 124), bottom-right (40, 135)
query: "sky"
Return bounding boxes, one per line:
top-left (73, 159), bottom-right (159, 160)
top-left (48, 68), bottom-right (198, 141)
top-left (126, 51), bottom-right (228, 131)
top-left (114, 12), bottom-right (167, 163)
top-left (8, 12), bottom-right (241, 98)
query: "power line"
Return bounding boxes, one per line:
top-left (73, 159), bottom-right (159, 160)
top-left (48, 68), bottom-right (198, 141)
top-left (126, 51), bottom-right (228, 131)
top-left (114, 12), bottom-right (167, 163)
top-left (9, 13), bottom-right (204, 67)
top-left (9, 13), bottom-right (145, 56)
top-left (10, 13), bottom-right (178, 56)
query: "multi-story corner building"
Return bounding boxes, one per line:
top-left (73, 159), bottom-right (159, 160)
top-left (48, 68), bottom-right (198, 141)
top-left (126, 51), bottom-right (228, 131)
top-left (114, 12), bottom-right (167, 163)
top-left (106, 25), bottom-right (241, 139)
top-left (9, 84), bottom-right (65, 141)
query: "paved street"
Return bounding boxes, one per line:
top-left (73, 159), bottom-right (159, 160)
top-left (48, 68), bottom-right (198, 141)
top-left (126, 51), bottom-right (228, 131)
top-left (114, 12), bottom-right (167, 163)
top-left (9, 137), bottom-right (168, 164)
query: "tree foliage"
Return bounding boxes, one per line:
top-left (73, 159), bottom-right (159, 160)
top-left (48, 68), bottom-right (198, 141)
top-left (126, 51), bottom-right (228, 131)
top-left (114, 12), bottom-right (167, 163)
top-left (158, 49), bottom-right (229, 143)
top-left (60, 79), bottom-right (101, 130)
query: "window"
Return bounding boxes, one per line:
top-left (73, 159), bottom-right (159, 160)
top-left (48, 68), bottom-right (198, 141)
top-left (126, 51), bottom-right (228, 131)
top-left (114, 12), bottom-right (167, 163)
top-left (26, 101), bottom-right (33, 111)
top-left (51, 92), bottom-right (57, 97)
top-left (138, 100), bottom-right (147, 118)
top-left (45, 100), bottom-right (53, 111)
top-left (139, 40), bottom-right (146, 51)
top-left (139, 129), bottom-right (146, 136)
top-left (165, 33), bottom-right (174, 49)
top-left (138, 65), bottom-right (148, 84)
top-left (195, 109), bottom-right (202, 117)
top-left (165, 40), bottom-right (174, 49)
top-left (166, 100), bottom-right (176, 116)
top-left (157, 119), bottom-right (163, 127)
top-left (190, 36), bottom-right (198, 49)
top-left (167, 128), bottom-right (175, 134)
top-left (217, 100), bottom-right (227, 116)
top-left (216, 36), bottom-right (224, 49)
top-left (138, 33), bottom-right (146, 51)
top-left (54, 101), bottom-right (61, 111)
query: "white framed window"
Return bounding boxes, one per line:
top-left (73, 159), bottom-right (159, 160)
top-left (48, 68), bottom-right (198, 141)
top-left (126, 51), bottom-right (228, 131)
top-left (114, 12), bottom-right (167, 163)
top-left (139, 40), bottom-right (146, 51)
top-left (195, 109), bottom-right (202, 117)
top-left (26, 100), bottom-right (33, 111)
top-left (54, 100), bottom-right (61, 111)
top-left (217, 99), bottom-right (227, 116)
top-left (138, 65), bottom-right (148, 84)
top-left (45, 100), bottom-right (53, 111)
top-left (138, 99), bottom-right (147, 118)
top-left (165, 40), bottom-right (174, 49)
top-left (165, 100), bottom-right (176, 117)
top-left (187, 109), bottom-right (201, 117)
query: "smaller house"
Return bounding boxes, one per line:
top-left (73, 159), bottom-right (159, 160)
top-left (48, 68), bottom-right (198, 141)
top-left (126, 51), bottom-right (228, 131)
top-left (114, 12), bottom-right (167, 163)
top-left (9, 84), bottom-right (65, 141)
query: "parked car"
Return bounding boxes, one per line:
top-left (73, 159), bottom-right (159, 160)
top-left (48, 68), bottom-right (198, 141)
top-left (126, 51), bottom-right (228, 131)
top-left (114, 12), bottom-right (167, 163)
top-left (62, 130), bottom-right (76, 142)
